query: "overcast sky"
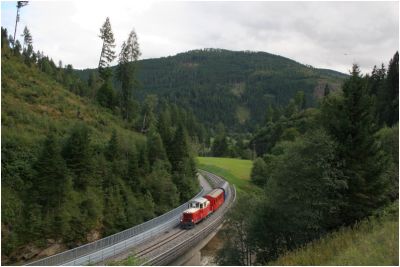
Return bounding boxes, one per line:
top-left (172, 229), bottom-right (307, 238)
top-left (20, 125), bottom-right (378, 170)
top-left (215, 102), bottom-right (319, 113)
top-left (1, 1), bottom-right (398, 73)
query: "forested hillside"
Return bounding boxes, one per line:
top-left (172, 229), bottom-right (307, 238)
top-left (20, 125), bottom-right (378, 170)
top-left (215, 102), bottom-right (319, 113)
top-left (1, 27), bottom-right (200, 264)
top-left (76, 49), bottom-right (347, 132)
top-left (215, 52), bottom-right (399, 265)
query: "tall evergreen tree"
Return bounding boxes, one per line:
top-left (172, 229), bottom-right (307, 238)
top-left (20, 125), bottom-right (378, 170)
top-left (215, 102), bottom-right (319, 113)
top-left (13, 40), bottom-right (21, 56)
top-left (126, 148), bottom-right (140, 191)
top-left (169, 124), bottom-right (189, 170)
top-left (62, 124), bottom-right (93, 190)
top-left (1, 27), bottom-right (9, 49)
top-left (140, 95), bottom-right (158, 133)
top-left (96, 78), bottom-right (115, 109)
top-left (211, 134), bottom-right (229, 157)
top-left (321, 64), bottom-right (389, 224)
top-left (146, 127), bottom-right (168, 167)
top-left (117, 29), bottom-right (141, 120)
top-left (250, 158), bottom-right (269, 187)
top-left (384, 52), bottom-right (399, 126)
top-left (157, 105), bottom-right (173, 149)
top-left (98, 17), bottom-right (116, 81)
top-left (21, 26), bottom-right (32, 50)
top-left (33, 131), bottom-right (70, 212)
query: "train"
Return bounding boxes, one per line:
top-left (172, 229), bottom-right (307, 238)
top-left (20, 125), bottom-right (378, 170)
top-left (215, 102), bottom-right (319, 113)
top-left (180, 181), bottom-right (228, 229)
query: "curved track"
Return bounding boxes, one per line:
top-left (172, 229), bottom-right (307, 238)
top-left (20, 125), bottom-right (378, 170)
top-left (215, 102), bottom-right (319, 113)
top-left (136, 170), bottom-right (236, 266)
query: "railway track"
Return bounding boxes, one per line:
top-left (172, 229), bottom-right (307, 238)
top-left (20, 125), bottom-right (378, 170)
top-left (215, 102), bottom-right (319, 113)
top-left (135, 229), bottom-right (186, 258)
top-left (137, 172), bottom-right (236, 266)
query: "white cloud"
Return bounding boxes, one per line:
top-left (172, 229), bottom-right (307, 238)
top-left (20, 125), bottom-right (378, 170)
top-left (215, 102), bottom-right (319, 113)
top-left (1, 1), bottom-right (398, 73)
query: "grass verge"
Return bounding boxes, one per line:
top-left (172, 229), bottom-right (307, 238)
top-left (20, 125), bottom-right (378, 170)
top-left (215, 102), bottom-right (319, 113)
top-left (271, 201), bottom-right (399, 266)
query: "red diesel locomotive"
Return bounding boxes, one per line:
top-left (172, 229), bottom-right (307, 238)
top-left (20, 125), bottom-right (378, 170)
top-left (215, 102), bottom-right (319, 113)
top-left (180, 186), bottom-right (226, 229)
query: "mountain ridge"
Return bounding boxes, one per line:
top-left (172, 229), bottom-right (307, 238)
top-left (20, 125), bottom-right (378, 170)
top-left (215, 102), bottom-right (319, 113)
top-left (76, 48), bottom-right (347, 132)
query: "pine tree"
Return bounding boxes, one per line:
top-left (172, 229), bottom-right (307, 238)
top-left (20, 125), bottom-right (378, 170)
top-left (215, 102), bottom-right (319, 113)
top-left (146, 127), bottom-right (168, 167)
top-left (384, 52), bottom-right (399, 126)
top-left (321, 64), bottom-right (389, 224)
top-left (250, 158), bottom-right (269, 187)
top-left (96, 78), bottom-right (115, 109)
top-left (127, 148), bottom-right (140, 191)
top-left (169, 124), bottom-right (189, 170)
top-left (13, 40), bottom-right (21, 56)
top-left (211, 134), bottom-right (229, 157)
top-left (1, 27), bottom-right (9, 49)
top-left (157, 105), bottom-right (173, 149)
top-left (117, 29), bottom-right (141, 120)
top-left (140, 95), bottom-right (158, 133)
top-left (21, 26), bottom-right (32, 51)
top-left (98, 17), bottom-right (116, 81)
top-left (145, 161), bottom-right (179, 214)
top-left (62, 124), bottom-right (93, 190)
top-left (33, 131), bottom-right (70, 212)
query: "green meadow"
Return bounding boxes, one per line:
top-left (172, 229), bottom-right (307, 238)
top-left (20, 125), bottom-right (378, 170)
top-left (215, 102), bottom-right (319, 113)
top-left (197, 157), bottom-right (259, 193)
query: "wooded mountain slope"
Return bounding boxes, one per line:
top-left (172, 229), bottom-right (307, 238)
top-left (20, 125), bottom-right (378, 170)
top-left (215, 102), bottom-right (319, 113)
top-left (76, 49), bottom-right (347, 132)
top-left (2, 48), bottom-right (198, 264)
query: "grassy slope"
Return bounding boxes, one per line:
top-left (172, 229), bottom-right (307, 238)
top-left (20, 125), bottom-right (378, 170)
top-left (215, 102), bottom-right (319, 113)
top-left (197, 157), bottom-right (258, 193)
top-left (271, 202), bottom-right (399, 266)
top-left (2, 54), bottom-right (145, 148)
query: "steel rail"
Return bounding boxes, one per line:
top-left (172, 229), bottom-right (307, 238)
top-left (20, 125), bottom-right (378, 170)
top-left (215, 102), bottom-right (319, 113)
top-left (140, 171), bottom-right (237, 266)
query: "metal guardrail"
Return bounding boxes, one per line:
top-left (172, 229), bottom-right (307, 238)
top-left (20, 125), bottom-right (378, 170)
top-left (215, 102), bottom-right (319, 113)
top-left (143, 183), bottom-right (237, 266)
top-left (27, 187), bottom-right (205, 266)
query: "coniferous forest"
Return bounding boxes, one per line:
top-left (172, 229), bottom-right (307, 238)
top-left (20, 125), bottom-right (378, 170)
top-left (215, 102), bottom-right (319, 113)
top-left (216, 53), bottom-right (399, 265)
top-left (1, 24), bottom-right (200, 264)
top-left (1, 4), bottom-right (398, 266)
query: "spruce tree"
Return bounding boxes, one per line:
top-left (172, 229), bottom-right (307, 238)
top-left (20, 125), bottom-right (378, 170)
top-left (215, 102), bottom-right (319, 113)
top-left (33, 131), bottom-right (69, 212)
top-left (96, 78), bottom-right (115, 109)
top-left (127, 148), bottom-right (140, 191)
top-left (13, 40), bottom-right (21, 56)
top-left (158, 105), bottom-right (173, 149)
top-left (146, 127), bottom-right (168, 167)
top-left (169, 124), bottom-right (189, 170)
top-left (211, 134), bottom-right (229, 157)
top-left (62, 124), bottom-right (93, 190)
top-left (321, 64), bottom-right (389, 224)
top-left (140, 95), bottom-right (158, 133)
top-left (117, 29), bottom-right (141, 120)
top-left (384, 52), bottom-right (399, 126)
top-left (21, 26), bottom-right (32, 51)
top-left (98, 17), bottom-right (116, 81)
top-left (250, 158), bottom-right (269, 187)
top-left (1, 27), bottom-right (9, 49)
